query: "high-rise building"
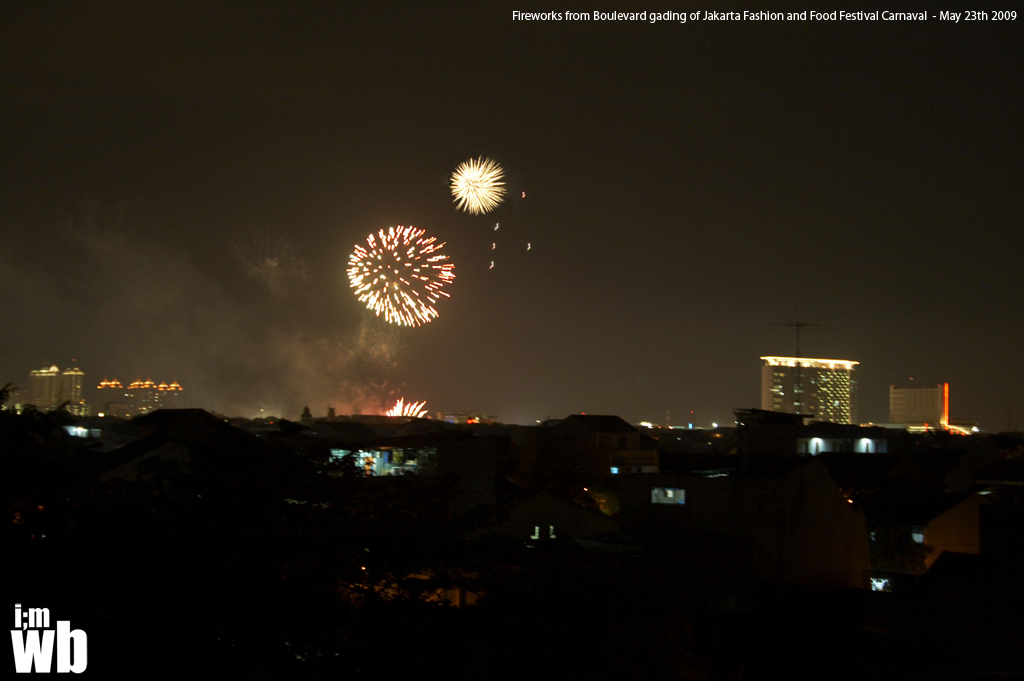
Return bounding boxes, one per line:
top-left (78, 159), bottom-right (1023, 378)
top-left (97, 378), bottom-right (131, 417)
top-left (28, 363), bottom-right (89, 414)
top-left (889, 383), bottom-right (948, 429)
top-left (104, 377), bottom-right (185, 416)
top-left (62, 365), bottom-right (88, 416)
top-left (760, 356), bottom-right (859, 424)
top-left (29, 365), bottom-right (62, 411)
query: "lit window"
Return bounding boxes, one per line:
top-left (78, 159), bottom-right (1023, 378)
top-left (530, 526), bottom-right (540, 540)
top-left (610, 467), bottom-right (619, 474)
top-left (870, 577), bottom-right (891, 592)
top-left (548, 525), bottom-right (556, 539)
top-left (911, 531), bottom-right (925, 544)
top-left (651, 487), bottom-right (685, 505)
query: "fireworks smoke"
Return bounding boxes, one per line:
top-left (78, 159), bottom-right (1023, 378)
top-left (234, 227), bottom-right (310, 299)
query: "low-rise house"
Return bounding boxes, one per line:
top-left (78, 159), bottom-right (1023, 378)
top-left (866, 490), bottom-right (987, 570)
top-left (612, 457), bottom-right (870, 587)
top-left (544, 414), bottom-right (660, 476)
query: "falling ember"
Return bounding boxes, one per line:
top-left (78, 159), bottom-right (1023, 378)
top-left (450, 157), bottom-right (506, 215)
top-left (527, 242), bottom-right (531, 250)
top-left (489, 261), bottom-right (494, 270)
top-left (386, 398), bottom-right (428, 418)
top-left (347, 226), bottom-right (455, 327)
top-left (494, 223), bottom-right (499, 231)
top-left (491, 242), bottom-right (496, 250)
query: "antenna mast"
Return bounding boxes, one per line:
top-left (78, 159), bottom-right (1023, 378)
top-left (771, 320), bottom-right (820, 414)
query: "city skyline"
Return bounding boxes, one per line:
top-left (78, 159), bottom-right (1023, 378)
top-left (2, 4), bottom-right (1020, 429)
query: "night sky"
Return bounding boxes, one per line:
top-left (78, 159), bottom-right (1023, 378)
top-left (2, 2), bottom-right (1021, 428)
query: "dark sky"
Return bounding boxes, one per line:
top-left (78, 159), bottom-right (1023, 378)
top-left (2, 2), bottom-right (1021, 428)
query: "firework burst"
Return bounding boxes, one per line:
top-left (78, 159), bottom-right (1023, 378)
top-left (347, 226), bottom-right (455, 327)
top-left (450, 157), bottom-right (506, 215)
top-left (386, 398), bottom-right (427, 418)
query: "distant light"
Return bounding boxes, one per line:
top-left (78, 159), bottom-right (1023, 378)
top-left (639, 421), bottom-right (653, 428)
top-left (712, 423), bottom-right (718, 428)
top-left (98, 413), bottom-right (105, 417)
top-left (761, 356), bottom-right (859, 370)
top-left (610, 467), bottom-right (619, 474)
top-left (870, 577), bottom-right (891, 592)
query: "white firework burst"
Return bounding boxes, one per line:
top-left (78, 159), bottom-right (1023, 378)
top-left (450, 156), bottom-right (506, 215)
top-left (386, 398), bottom-right (428, 418)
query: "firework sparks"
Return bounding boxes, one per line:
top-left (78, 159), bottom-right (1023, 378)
top-left (386, 398), bottom-right (428, 418)
top-left (347, 226), bottom-right (455, 327)
top-left (450, 157), bottom-right (506, 215)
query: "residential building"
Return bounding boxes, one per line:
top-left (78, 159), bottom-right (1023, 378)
top-left (100, 377), bottom-right (184, 416)
top-left (547, 414), bottom-right (660, 476)
top-left (28, 362), bottom-right (89, 414)
top-left (61, 365), bottom-right (88, 415)
top-left (29, 364), bottom-right (62, 411)
top-left (611, 457), bottom-right (871, 587)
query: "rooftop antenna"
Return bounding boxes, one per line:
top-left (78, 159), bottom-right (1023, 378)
top-left (771, 320), bottom-right (820, 415)
top-left (771, 320), bottom-right (820, 360)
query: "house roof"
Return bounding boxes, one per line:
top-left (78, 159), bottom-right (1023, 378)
top-left (303, 420), bottom-right (381, 443)
top-left (554, 414), bottom-right (638, 434)
top-left (129, 408), bottom-right (253, 446)
top-left (866, 489), bottom-right (977, 526)
top-left (819, 453), bottom-right (920, 490)
top-left (976, 459), bottom-right (1024, 485)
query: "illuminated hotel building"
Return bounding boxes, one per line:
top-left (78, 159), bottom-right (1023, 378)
top-left (761, 356), bottom-right (858, 424)
top-left (889, 383), bottom-right (948, 430)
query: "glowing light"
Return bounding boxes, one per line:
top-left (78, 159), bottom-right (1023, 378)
top-left (489, 261), bottom-right (494, 270)
top-left (386, 398), bottom-right (427, 418)
top-left (450, 157), bottom-right (506, 215)
top-left (347, 226), bottom-right (455, 327)
top-left (942, 382), bottom-right (949, 428)
top-left (870, 577), bottom-right (891, 592)
top-left (760, 356), bottom-right (859, 370)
